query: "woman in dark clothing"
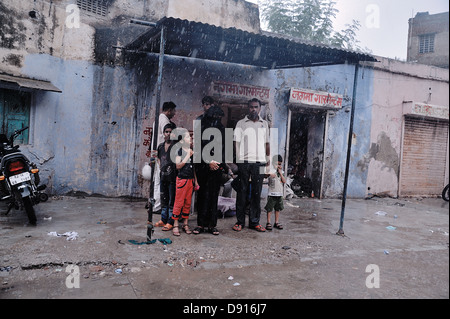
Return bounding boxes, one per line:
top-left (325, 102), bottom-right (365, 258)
top-left (194, 104), bottom-right (230, 235)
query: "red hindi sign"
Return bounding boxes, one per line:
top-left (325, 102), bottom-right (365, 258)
top-left (289, 88), bottom-right (343, 109)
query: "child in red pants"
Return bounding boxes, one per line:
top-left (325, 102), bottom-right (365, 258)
top-left (172, 129), bottom-right (198, 236)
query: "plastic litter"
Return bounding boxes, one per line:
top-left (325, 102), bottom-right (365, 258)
top-left (386, 226), bottom-right (396, 231)
top-left (47, 231), bottom-right (79, 241)
top-left (375, 211), bottom-right (388, 216)
top-left (285, 202), bottom-right (300, 208)
top-left (128, 238), bottom-right (172, 245)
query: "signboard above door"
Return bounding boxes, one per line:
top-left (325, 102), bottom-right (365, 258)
top-left (402, 101), bottom-right (449, 120)
top-left (289, 88), bottom-right (343, 109)
top-left (210, 81), bottom-right (270, 104)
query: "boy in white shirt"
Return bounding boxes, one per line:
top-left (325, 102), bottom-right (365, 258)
top-left (265, 155), bottom-right (286, 230)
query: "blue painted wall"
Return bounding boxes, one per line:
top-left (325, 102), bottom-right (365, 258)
top-left (266, 64), bottom-right (374, 198)
top-left (18, 52), bottom-right (373, 199)
top-left (21, 54), bottom-right (145, 197)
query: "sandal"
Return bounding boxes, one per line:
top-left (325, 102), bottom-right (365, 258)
top-left (182, 225), bottom-right (192, 234)
top-left (274, 223), bottom-right (284, 230)
top-left (154, 220), bottom-right (165, 227)
top-left (162, 223), bottom-right (173, 231)
top-left (193, 227), bottom-right (204, 235)
top-left (250, 225), bottom-right (266, 232)
top-left (172, 226), bottom-right (180, 236)
top-left (266, 223), bottom-right (273, 230)
top-left (209, 227), bottom-right (219, 236)
top-left (232, 224), bottom-right (243, 232)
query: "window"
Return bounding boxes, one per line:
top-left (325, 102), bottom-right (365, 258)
top-left (419, 34), bottom-right (435, 54)
top-left (76, 0), bottom-right (110, 17)
top-left (0, 89), bottom-right (31, 144)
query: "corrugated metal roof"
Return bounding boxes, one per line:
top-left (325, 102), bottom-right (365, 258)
top-left (0, 73), bottom-right (62, 93)
top-left (125, 17), bottom-right (378, 69)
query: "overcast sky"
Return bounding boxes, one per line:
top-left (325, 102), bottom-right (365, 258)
top-left (247, 0), bottom-right (449, 60)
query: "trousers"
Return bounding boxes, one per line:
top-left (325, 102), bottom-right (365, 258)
top-left (196, 168), bottom-right (221, 228)
top-left (235, 162), bottom-right (264, 227)
top-left (160, 177), bottom-right (175, 224)
top-left (172, 177), bottom-right (194, 220)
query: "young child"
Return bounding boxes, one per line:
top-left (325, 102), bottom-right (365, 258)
top-left (155, 122), bottom-right (177, 231)
top-left (265, 155), bottom-right (286, 230)
top-left (171, 129), bottom-right (198, 236)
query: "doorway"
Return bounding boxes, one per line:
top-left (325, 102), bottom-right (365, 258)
top-left (286, 109), bottom-right (327, 198)
top-left (220, 103), bottom-right (248, 129)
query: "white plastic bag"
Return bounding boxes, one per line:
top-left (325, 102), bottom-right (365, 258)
top-left (142, 162), bottom-right (152, 180)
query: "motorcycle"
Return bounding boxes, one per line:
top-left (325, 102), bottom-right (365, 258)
top-left (0, 127), bottom-right (48, 225)
top-left (443, 184), bottom-right (449, 202)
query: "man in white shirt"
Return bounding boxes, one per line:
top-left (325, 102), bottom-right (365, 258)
top-left (233, 98), bottom-right (270, 232)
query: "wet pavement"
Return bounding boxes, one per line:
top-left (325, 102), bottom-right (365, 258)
top-left (0, 194), bottom-right (448, 299)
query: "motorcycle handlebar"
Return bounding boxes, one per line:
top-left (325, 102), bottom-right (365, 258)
top-left (7, 127), bottom-right (29, 146)
top-left (14, 126), bottom-right (29, 136)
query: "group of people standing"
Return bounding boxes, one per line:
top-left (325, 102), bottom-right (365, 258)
top-left (149, 96), bottom-right (285, 237)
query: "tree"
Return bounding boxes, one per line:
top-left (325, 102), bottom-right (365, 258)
top-left (259, 0), bottom-right (365, 51)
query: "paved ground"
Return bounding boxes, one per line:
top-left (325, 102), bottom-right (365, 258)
top-left (0, 194), bottom-right (448, 301)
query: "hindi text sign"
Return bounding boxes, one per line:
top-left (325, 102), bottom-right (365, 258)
top-left (289, 88), bottom-right (343, 109)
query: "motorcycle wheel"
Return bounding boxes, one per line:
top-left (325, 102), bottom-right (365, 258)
top-left (442, 184), bottom-right (449, 202)
top-left (39, 192), bottom-right (49, 202)
top-left (23, 196), bottom-right (37, 225)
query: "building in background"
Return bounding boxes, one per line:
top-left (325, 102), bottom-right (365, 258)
top-left (407, 11), bottom-right (449, 68)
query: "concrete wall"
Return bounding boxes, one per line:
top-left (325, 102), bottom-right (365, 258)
top-left (167, 0), bottom-right (260, 32)
top-left (365, 56), bottom-right (449, 197)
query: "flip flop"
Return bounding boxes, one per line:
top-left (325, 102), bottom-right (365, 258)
top-left (232, 224), bottom-right (243, 231)
top-left (209, 227), bottom-right (219, 235)
top-left (193, 227), bottom-right (204, 234)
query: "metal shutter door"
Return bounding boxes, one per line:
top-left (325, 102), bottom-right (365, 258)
top-left (400, 117), bottom-right (449, 196)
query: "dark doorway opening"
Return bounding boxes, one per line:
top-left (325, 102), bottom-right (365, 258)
top-left (287, 110), bottom-right (327, 197)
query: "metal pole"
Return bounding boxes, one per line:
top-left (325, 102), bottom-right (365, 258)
top-left (147, 25), bottom-right (165, 241)
top-left (337, 63), bottom-right (360, 236)
top-left (129, 19), bottom-right (157, 27)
